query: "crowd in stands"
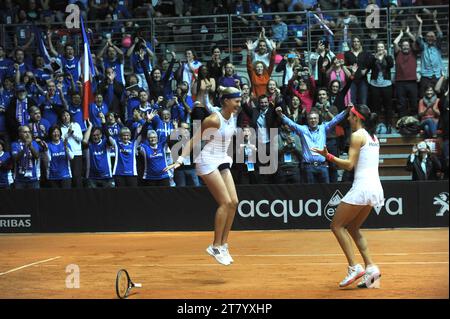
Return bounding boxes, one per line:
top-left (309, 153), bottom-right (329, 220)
top-left (0, 0), bottom-right (448, 189)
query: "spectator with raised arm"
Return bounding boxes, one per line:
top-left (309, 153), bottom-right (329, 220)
top-left (127, 36), bottom-right (154, 91)
top-left (275, 105), bottom-right (350, 184)
top-left (276, 51), bottom-right (303, 95)
top-left (82, 119), bottom-right (115, 188)
top-left (175, 49), bottom-right (202, 109)
top-left (98, 38), bottom-right (126, 86)
top-left (288, 66), bottom-right (316, 114)
top-left (406, 141), bottom-right (442, 181)
top-left (191, 65), bottom-right (216, 106)
top-left (97, 67), bottom-right (125, 121)
top-left (393, 27), bottom-right (419, 118)
top-left (415, 12), bottom-right (444, 97)
top-left (246, 40), bottom-right (276, 99)
top-left (139, 128), bottom-right (172, 187)
top-left (367, 42), bottom-right (395, 133)
top-left (248, 27), bottom-right (276, 67)
top-left (47, 31), bottom-right (81, 83)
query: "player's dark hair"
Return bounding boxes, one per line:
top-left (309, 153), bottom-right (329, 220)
top-left (356, 104), bottom-right (378, 138)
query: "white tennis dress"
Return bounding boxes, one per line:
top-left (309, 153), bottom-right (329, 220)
top-left (195, 110), bottom-right (236, 176)
top-left (341, 129), bottom-right (385, 207)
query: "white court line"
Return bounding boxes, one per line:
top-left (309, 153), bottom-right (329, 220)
top-left (0, 256), bottom-right (61, 277)
top-left (38, 261), bottom-right (448, 268)
top-left (74, 252), bottom-right (449, 258)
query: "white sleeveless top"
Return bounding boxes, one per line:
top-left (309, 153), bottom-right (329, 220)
top-left (341, 129), bottom-right (384, 207)
top-left (195, 110), bottom-right (236, 176)
top-left (354, 129), bottom-right (381, 183)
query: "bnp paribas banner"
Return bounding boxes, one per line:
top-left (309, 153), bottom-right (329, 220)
top-left (0, 181), bottom-right (448, 233)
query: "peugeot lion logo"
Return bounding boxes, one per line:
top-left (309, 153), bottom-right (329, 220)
top-left (433, 192), bottom-right (449, 217)
top-left (324, 190), bottom-right (344, 221)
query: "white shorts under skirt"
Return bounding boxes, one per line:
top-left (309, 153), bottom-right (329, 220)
top-left (195, 157), bottom-right (233, 176)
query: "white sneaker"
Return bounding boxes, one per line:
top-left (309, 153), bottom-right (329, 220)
top-left (339, 264), bottom-right (365, 287)
top-left (206, 245), bottom-right (230, 266)
top-left (220, 243), bottom-right (234, 264)
top-left (357, 265), bottom-right (381, 289)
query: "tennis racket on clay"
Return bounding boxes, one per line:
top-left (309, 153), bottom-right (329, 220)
top-left (115, 269), bottom-right (142, 299)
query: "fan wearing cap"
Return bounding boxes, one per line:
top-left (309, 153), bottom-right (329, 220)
top-left (406, 141), bottom-right (442, 181)
top-left (5, 84), bottom-right (37, 141)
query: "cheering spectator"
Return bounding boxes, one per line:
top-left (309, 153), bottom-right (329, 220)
top-left (138, 129), bottom-right (171, 187)
top-left (176, 49), bottom-right (202, 108)
top-left (37, 81), bottom-right (67, 127)
top-left (98, 38), bottom-right (126, 85)
top-left (126, 36), bottom-right (154, 91)
top-left (146, 52), bottom-right (176, 102)
top-left (276, 123), bottom-right (302, 184)
top-left (368, 42), bottom-right (394, 133)
top-left (275, 106), bottom-right (349, 184)
top-left (218, 63), bottom-right (243, 89)
top-left (6, 49), bottom-right (33, 81)
top-left (207, 47), bottom-right (227, 86)
top-left (47, 32), bottom-right (81, 83)
top-left (234, 125), bottom-right (259, 184)
top-left (418, 86), bottom-right (440, 138)
top-left (416, 12), bottom-right (444, 97)
top-left (0, 139), bottom-right (13, 189)
top-left (276, 51), bottom-right (302, 94)
top-left (6, 84), bottom-right (37, 141)
top-left (191, 65), bottom-right (216, 106)
top-left (27, 106), bottom-right (50, 143)
top-left (44, 125), bottom-right (73, 189)
top-left (169, 121), bottom-right (201, 187)
top-left (406, 141), bottom-right (442, 180)
top-left (82, 119), bottom-right (115, 188)
top-left (344, 36), bottom-right (371, 105)
top-left (11, 125), bottom-right (45, 189)
top-left (288, 66), bottom-right (316, 113)
top-left (97, 67), bottom-right (125, 120)
top-left (248, 27), bottom-right (276, 67)
top-left (325, 53), bottom-right (352, 107)
top-left (393, 27), bottom-right (419, 118)
top-left (89, 93), bottom-right (109, 128)
top-left (59, 110), bottom-right (83, 188)
top-left (246, 40), bottom-right (276, 99)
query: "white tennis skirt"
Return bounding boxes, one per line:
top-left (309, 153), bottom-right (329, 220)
top-left (195, 156), bottom-right (233, 176)
top-left (341, 180), bottom-right (385, 207)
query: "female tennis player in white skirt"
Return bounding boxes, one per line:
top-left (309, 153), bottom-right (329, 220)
top-left (312, 104), bottom-right (384, 289)
top-left (165, 87), bottom-right (241, 266)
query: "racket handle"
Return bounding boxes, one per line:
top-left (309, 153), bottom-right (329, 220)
top-left (133, 283), bottom-right (142, 288)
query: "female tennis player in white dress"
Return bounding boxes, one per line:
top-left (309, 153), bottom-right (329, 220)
top-left (312, 104), bottom-right (384, 289)
top-left (165, 86), bottom-right (241, 266)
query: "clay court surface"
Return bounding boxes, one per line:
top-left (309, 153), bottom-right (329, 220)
top-left (0, 228), bottom-right (448, 299)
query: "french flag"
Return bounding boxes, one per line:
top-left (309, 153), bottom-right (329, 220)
top-left (80, 16), bottom-right (96, 120)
